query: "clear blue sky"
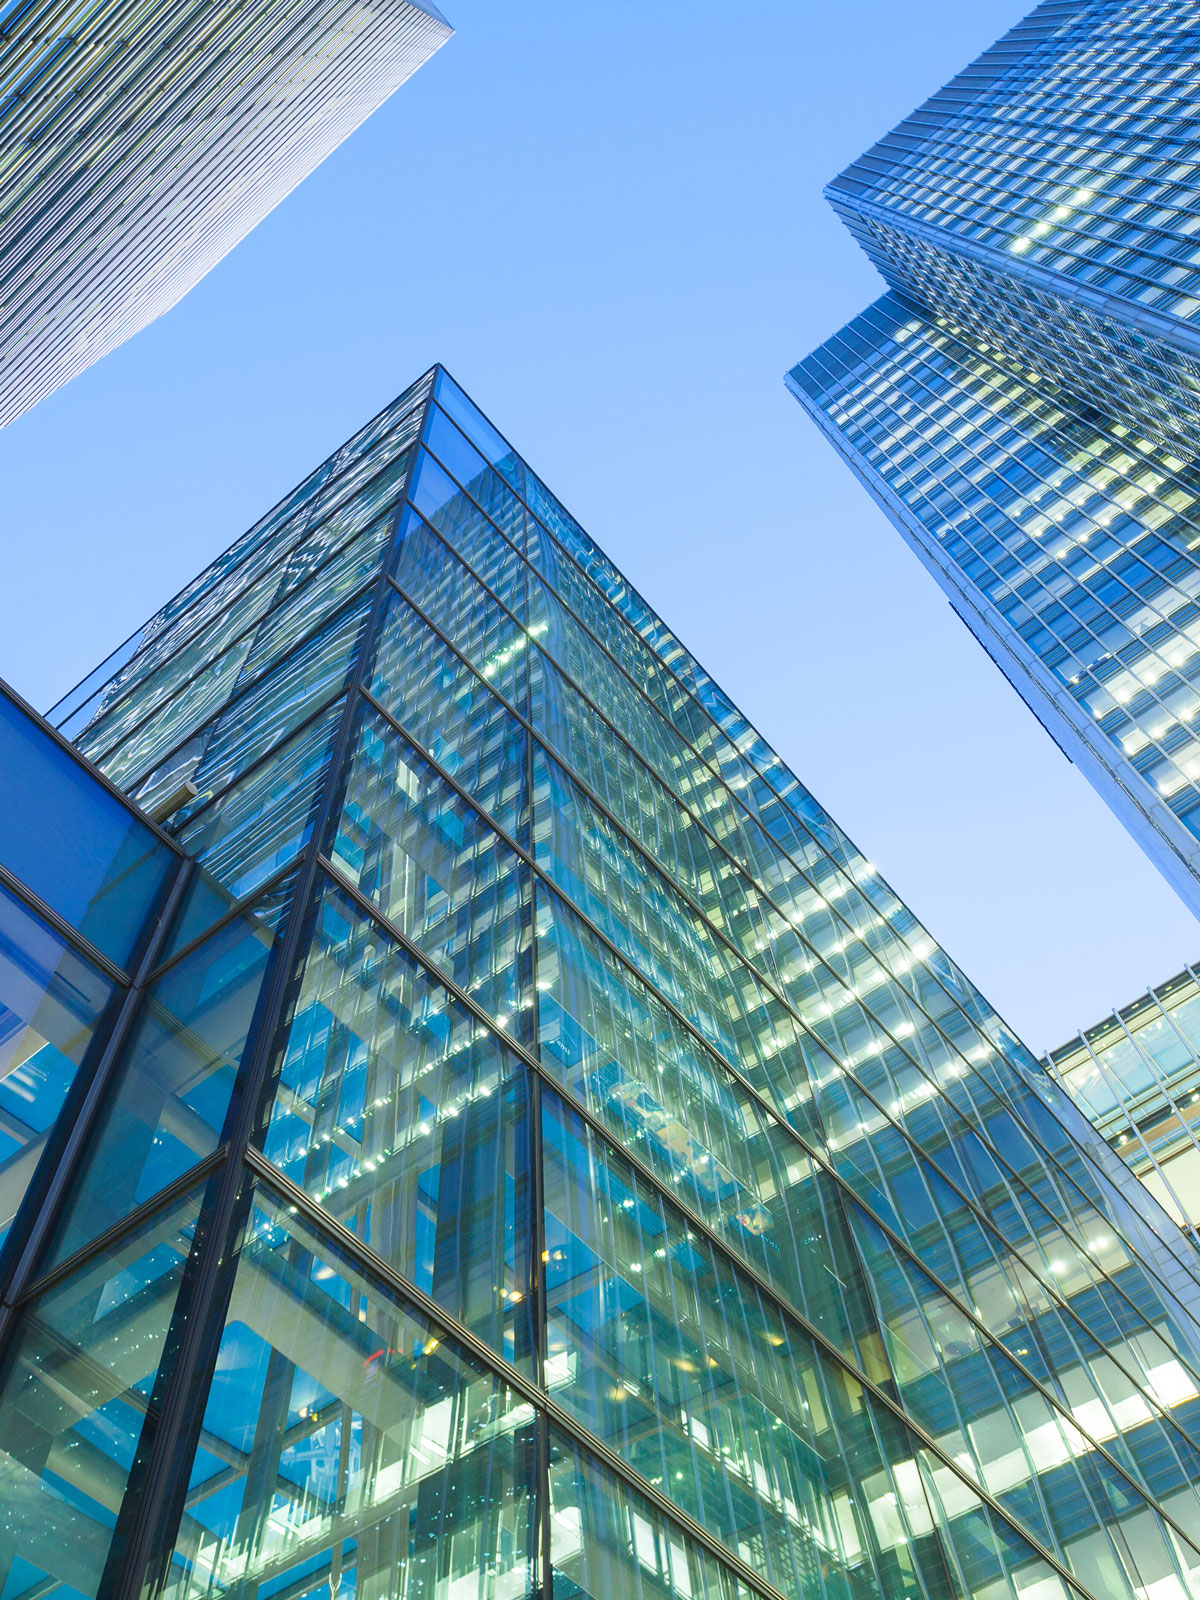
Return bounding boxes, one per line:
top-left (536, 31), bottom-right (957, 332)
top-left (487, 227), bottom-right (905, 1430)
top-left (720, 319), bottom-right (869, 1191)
top-left (3, 0), bottom-right (1196, 1051)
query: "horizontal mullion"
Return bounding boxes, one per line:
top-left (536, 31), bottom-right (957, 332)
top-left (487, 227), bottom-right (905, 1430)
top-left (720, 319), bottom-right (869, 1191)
top-left (351, 685), bottom-right (1200, 1497)
top-left (11, 1143), bottom-right (227, 1308)
top-left (243, 998), bottom-right (1104, 1600)
top-left (240, 1143), bottom-right (794, 1600)
top-left (0, 857), bottom-right (131, 985)
top-left (145, 853), bottom-right (304, 985)
top-left (394, 506), bottom-right (1165, 1312)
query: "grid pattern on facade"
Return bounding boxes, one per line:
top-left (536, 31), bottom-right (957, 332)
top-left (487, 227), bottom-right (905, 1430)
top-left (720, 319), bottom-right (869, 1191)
top-left (1047, 964), bottom-right (1200, 1235)
top-left (5, 372), bottom-right (1200, 1600)
top-left (788, 291), bottom-right (1200, 909)
top-left (826, 0), bottom-right (1200, 461)
top-left (0, 0), bottom-right (449, 429)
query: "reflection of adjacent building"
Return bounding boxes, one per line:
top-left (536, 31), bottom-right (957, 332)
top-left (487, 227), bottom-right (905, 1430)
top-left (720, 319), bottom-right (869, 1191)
top-left (1047, 966), bottom-right (1200, 1237)
top-left (7, 368), bottom-right (1200, 1600)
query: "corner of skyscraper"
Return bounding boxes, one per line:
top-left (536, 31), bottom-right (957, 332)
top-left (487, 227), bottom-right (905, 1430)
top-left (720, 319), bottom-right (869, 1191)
top-left (787, 0), bottom-right (1200, 925)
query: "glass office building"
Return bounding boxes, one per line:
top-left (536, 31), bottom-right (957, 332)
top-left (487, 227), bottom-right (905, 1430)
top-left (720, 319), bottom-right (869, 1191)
top-left (0, 0), bottom-right (449, 430)
top-left (1047, 963), bottom-right (1200, 1237)
top-left (788, 1), bottom-right (1200, 919)
top-left (5, 367), bottom-right (1200, 1600)
top-left (824, 0), bottom-right (1200, 463)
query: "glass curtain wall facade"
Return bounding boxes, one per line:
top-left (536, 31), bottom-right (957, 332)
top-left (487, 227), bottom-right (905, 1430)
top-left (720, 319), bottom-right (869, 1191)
top-left (0, 0), bottom-right (450, 430)
top-left (824, 0), bottom-right (1200, 463)
top-left (0, 679), bottom-right (177, 1251)
top-left (1047, 964), bottom-right (1200, 1237)
top-left (787, 1), bottom-right (1200, 919)
top-left (7, 368), bottom-right (1200, 1600)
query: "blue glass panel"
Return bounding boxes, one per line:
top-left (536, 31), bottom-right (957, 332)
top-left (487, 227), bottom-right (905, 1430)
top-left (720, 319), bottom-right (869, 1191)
top-left (0, 689), bottom-right (173, 967)
top-left (0, 1187), bottom-right (203, 1600)
top-left (0, 881), bottom-right (117, 1247)
top-left (50, 886), bottom-right (288, 1264)
top-left (331, 707), bottom-right (533, 1038)
top-left (262, 876), bottom-right (535, 1367)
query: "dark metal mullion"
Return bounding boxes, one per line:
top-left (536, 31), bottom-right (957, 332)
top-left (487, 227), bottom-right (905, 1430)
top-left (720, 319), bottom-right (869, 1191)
top-left (358, 638), bottom-right (1200, 1474)
top-left (398, 494), bottom-right (1200, 1356)
top-left (240, 1142), bottom-right (792, 1600)
top-left (518, 528), bottom-right (553, 1598)
top-left (242, 1105), bottom-right (1104, 1600)
top-left (314, 824), bottom-right (1200, 1555)
top-left (0, 845), bottom-right (194, 1326)
top-left (390, 509), bottom-right (1192, 1361)
top-left (103, 393), bottom-right (434, 1600)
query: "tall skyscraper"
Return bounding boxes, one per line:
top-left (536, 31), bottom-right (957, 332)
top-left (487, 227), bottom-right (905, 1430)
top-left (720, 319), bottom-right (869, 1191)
top-left (0, 0), bottom-right (450, 430)
top-left (4, 366), bottom-right (1200, 1600)
top-left (1047, 960), bottom-right (1200, 1237)
top-left (787, 1), bottom-right (1200, 919)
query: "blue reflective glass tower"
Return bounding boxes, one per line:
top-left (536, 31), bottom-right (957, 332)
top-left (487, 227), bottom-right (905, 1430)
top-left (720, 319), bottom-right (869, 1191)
top-left (4, 368), bottom-right (1200, 1600)
top-left (788, 1), bottom-right (1200, 922)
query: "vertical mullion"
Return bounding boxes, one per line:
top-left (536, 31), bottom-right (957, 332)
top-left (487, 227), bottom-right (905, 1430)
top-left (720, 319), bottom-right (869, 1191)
top-left (522, 493), bottom-right (553, 1600)
top-left (0, 847), bottom-right (193, 1326)
top-left (103, 376), bottom-right (436, 1600)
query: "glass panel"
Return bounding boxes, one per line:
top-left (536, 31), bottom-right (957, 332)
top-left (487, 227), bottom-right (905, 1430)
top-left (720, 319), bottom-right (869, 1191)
top-left (407, 456), bottom-right (528, 620)
top-left (390, 511), bottom-right (533, 716)
top-left (50, 887), bottom-right (288, 1265)
top-left (0, 690), bottom-right (173, 968)
top-left (149, 1183), bottom-right (537, 1600)
top-left (0, 882), bottom-right (118, 1247)
top-left (332, 707), bottom-right (532, 1037)
top-left (371, 589), bottom-right (529, 846)
top-left (178, 592), bottom-right (371, 821)
top-left (534, 885), bottom-right (864, 1346)
top-left (541, 1090), bottom-right (1077, 1600)
top-left (0, 1188), bottom-right (203, 1600)
top-left (171, 699), bottom-right (342, 920)
top-left (262, 876), bottom-right (535, 1368)
top-left (548, 1434), bottom-right (749, 1600)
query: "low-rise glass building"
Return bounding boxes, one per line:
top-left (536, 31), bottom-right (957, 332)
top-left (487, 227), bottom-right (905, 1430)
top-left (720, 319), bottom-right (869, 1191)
top-left (1048, 964), bottom-right (1200, 1237)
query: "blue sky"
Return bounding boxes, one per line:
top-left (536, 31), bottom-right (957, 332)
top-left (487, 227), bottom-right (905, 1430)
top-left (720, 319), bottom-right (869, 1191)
top-left (3, 0), bottom-right (1196, 1050)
